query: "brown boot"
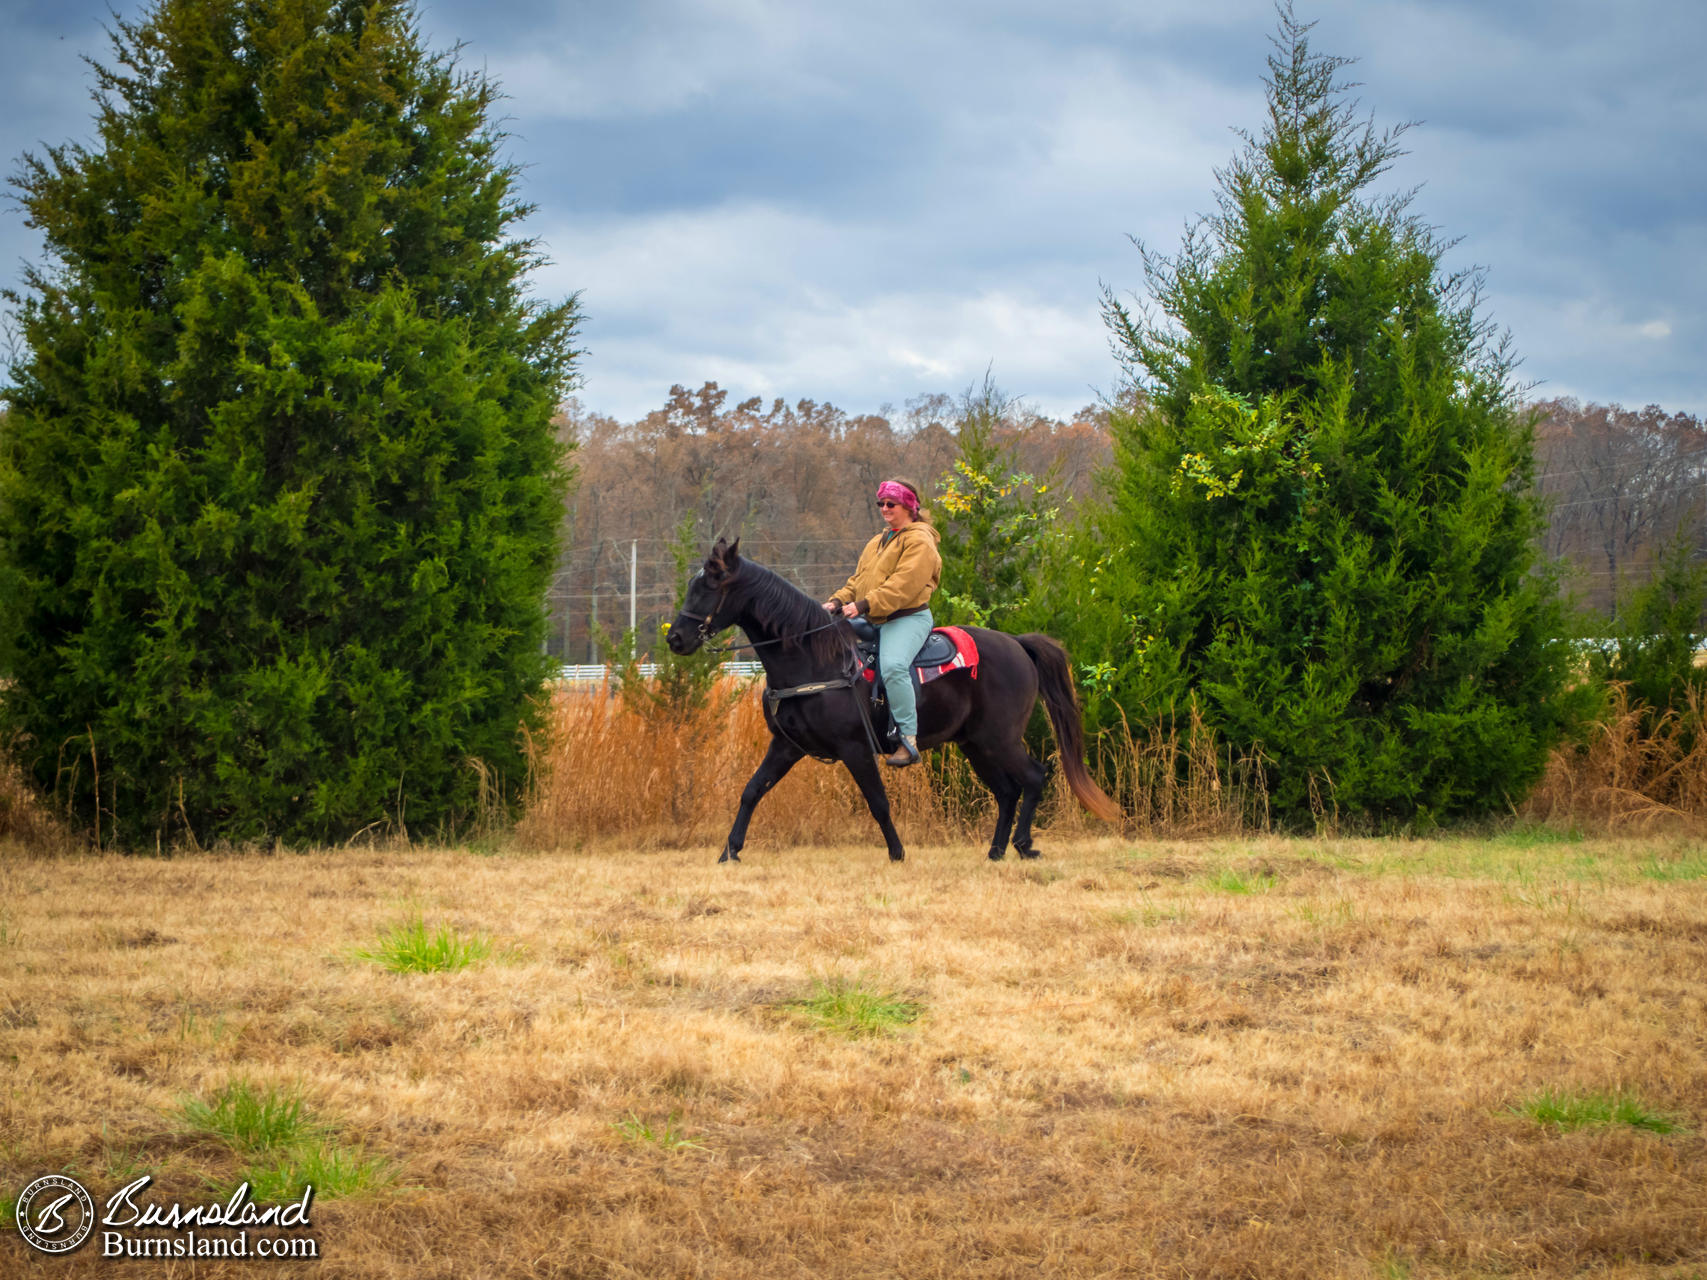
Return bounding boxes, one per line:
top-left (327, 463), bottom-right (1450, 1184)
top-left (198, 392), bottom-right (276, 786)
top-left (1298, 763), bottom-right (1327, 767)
top-left (884, 735), bottom-right (920, 768)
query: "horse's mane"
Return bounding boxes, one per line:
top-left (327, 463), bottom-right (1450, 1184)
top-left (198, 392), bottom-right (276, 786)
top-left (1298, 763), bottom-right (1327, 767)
top-left (736, 560), bottom-right (850, 667)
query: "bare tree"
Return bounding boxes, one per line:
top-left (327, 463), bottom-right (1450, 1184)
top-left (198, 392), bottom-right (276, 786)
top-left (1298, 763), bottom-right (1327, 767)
top-left (1534, 399), bottom-right (1707, 620)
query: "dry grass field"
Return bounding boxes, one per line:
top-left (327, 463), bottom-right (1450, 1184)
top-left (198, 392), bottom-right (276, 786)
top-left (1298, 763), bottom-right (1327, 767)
top-left (3, 830), bottom-right (1704, 1278)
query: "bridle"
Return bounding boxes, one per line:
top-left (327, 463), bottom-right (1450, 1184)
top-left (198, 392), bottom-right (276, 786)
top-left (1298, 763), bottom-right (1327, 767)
top-left (685, 569), bottom-right (847, 653)
top-left (690, 571), bottom-right (733, 644)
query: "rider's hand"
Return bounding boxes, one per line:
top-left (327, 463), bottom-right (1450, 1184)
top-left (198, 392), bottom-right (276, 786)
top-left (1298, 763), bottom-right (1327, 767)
top-left (840, 602), bottom-right (860, 619)
top-left (822, 599), bottom-right (839, 612)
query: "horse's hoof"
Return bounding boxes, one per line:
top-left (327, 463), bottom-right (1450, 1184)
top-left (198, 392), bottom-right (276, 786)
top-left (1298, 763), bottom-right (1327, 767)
top-left (718, 847), bottom-right (740, 864)
top-left (987, 848), bottom-right (1006, 861)
top-left (889, 850), bottom-right (906, 863)
top-left (1017, 847), bottom-right (1041, 860)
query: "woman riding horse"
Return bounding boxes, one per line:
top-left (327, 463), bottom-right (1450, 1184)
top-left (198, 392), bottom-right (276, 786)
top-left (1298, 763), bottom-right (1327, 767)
top-left (667, 535), bottom-right (1121, 863)
top-left (823, 478), bottom-right (939, 769)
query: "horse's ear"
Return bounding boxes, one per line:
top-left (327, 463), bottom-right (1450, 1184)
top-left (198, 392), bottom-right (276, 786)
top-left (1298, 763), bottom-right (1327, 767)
top-left (726, 536), bottom-right (741, 564)
top-left (705, 537), bottom-right (731, 581)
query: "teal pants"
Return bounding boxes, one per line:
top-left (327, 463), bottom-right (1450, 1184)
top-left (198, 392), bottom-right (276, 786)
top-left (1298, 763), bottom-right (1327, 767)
top-left (877, 608), bottom-right (933, 739)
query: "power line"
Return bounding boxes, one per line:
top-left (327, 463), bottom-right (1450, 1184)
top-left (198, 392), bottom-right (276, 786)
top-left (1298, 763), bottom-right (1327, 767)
top-left (557, 537), bottom-right (872, 547)
top-left (1534, 442), bottom-right (1707, 483)
top-left (1544, 493), bottom-right (1704, 512)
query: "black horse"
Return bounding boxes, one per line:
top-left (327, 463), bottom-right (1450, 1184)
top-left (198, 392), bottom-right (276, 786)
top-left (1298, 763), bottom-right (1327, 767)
top-left (666, 537), bottom-right (1120, 863)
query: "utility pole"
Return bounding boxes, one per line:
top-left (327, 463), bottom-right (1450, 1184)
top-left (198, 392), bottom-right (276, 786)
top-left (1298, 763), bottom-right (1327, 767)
top-left (630, 539), bottom-right (638, 639)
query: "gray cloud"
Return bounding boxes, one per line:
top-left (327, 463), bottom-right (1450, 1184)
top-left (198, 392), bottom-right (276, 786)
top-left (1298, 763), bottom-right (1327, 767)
top-left (1, 0), bottom-right (1701, 419)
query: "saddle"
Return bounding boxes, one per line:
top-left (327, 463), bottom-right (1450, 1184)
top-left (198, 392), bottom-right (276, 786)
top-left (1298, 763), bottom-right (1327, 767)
top-left (761, 616), bottom-right (981, 758)
top-left (847, 616), bottom-right (978, 691)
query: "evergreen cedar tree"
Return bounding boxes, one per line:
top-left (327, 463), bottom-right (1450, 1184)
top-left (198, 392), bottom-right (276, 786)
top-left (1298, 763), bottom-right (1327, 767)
top-left (0, 0), bottom-right (581, 848)
top-left (1072, 7), bottom-right (1579, 826)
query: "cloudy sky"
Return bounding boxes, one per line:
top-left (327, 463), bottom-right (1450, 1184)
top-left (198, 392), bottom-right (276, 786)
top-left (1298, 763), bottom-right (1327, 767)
top-left (2, 0), bottom-right (1702, 423)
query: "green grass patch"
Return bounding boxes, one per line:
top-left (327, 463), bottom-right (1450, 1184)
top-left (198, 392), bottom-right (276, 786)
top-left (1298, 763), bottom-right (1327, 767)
top-left (1640, 853), bottom-right (1707, 882)
top-left (786, 977), bottom-right (922, 1038)
top-left (1487, 823), bottom-right (1585, 848)
top-left (99, 1128), bottom-right (153, 1184)
top-left (1499, 867), bottom-right (1587, 914)
top-left (1512, 1087), bottom-right (1683, 1135)
top-left (174, 1005), bottom-right (233, 1045)
top-left (176, 1080), bottom-right (323, 1152)
top-left (612, 1111), bottom-right (706, 1153)
top-left (1203, 867), bottom-right (1274, 895)
top-left (218, 1141), bottom-right (396, 1202)
top-left (177, 1080), bottom-right (397, 1203)
top-left (1297, 839), bottom-right (1615, 883)
top-left (356, 915), bottom-right (492, 973)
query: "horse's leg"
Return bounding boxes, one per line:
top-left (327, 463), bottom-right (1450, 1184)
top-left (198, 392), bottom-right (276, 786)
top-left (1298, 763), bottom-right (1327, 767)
top-left (720, 736), bottom-right (805, 863)
top-left (958, 741), bottom-right (1021, 861)
top-left (837, 742), bottom-right (907, 862)
top-left (1010, 750), bottom-right (1050, 860)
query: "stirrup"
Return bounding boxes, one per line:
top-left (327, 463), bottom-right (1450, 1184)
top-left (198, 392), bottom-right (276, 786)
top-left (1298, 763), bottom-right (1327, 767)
top-left (884, 735), bottom-right (920, 768)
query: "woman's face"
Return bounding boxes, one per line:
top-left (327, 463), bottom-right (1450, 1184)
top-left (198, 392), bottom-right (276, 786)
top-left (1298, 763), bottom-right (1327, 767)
top-left (879, 497), bottom-right (913, 530)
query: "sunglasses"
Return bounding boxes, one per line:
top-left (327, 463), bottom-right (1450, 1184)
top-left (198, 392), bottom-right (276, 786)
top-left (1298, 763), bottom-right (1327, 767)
top-left (877, 500), bottom-right (902, 509)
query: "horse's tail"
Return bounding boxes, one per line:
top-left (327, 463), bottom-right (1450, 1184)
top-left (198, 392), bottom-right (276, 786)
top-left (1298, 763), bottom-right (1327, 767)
top-left (1016, 633), bottom-right (1122, 824)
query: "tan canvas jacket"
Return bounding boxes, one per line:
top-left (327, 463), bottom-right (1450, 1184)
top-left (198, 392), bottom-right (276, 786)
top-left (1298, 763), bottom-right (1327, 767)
top-left (830, 522), bottom-right (942, 623)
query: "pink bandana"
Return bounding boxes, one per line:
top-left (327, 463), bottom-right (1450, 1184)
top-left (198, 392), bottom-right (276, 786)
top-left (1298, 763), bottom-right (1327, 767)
top-left (876, 481), bottom-right (919, 514)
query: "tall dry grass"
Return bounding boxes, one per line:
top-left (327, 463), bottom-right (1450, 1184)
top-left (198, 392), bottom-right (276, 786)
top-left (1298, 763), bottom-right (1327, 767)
top-left (519, 679), bottom-right (1272, 852)
top-left (1526, 684), bottom-right (1707, 832)
top-left (1089, 702), bottom-right (1270, 837)
top-left (0, 732), bottom-right (75, 856)
top-left (11, 673), bottom-right (1707, 855)
top-left (519, 677), bottom-right (990, 850)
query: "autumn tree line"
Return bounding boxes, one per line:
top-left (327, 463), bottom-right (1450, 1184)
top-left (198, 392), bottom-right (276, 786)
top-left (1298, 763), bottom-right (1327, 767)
top-left (551, 382), bottom-right (1112, 660)
top-left (553, 387), bottom-right (1706, 665)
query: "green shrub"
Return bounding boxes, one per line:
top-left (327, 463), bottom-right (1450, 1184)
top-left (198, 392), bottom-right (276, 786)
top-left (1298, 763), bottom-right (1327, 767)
top-left (934, 375), bottom-right (1062, 632)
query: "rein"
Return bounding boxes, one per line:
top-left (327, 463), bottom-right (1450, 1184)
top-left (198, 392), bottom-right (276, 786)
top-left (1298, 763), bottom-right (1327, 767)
top-left (690, 570), bottom-right (845, 652)
top-left (762, 669), bottom-right (882, 762)
top-left (702, 616), bottom-right (843, 653)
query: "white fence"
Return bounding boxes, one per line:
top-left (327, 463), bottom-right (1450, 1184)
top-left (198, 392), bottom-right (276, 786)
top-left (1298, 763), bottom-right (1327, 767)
top-left (556, 661), bottom-right (765, 685)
